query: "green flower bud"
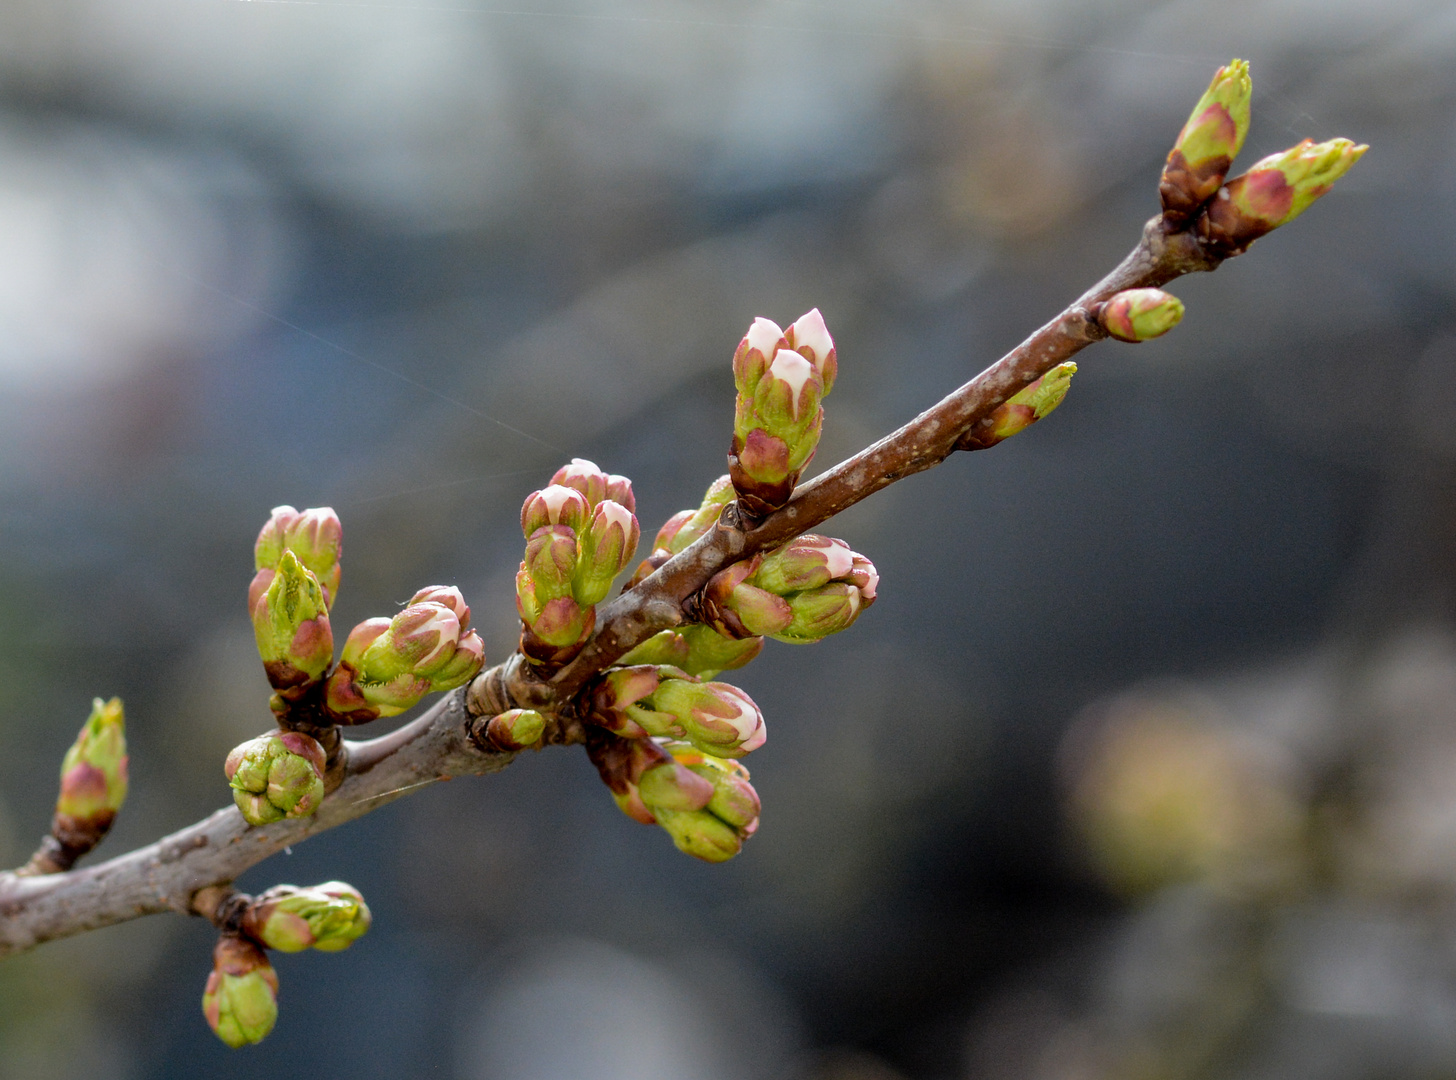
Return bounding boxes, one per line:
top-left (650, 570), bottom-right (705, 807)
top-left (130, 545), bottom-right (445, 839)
top-left (649, 679), bottom-right (766, 758)
top-left (619, 626), bottom-right (762, 679)
top-left (1200, 138), bottom-right (1368, 252)
top-left (251, 551), bottom-right (334, 699)
top-left (325, 602), bottom-right (483, 722)
top-left (960, 363), bottom-right (1077, 451)
top-left (573, 499), bottom-right (641, 605)
top-left (1099, 291), bottom-right (1184, 343)
top-left (522, 526), bottom-right (579, 603)
top-left (202, 937), bottom-right (279, 1048)
top-left (55, 697), bottom-right (128, 832)
top-left (225, 732), bottom-right (327, 825)
top-left (516, 571), bottom-right (594, 650)
top-left (665, 741), bottom-right (762, 833)
top-left (246, 881), bottom-right (371, 953)
top-left (1161, 59), bottom-right (1252, 222)
top-left (704, 538), bottom-right (878, 645)
top-left (482, 708), bottom-right (547, 751)
top-left (653, 808), bottom-right (744, 863)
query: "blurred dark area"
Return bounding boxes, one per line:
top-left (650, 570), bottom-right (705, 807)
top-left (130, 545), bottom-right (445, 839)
top-left (1, 1), bottom-right (1454, 1077)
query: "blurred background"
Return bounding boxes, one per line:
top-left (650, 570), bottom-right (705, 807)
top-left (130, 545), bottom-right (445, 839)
top-left (0, 0), bottom-right (1452, 1076)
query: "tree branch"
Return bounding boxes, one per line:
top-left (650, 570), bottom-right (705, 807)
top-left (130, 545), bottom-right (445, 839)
top-left (0, 215), bottom-right (1227, 957)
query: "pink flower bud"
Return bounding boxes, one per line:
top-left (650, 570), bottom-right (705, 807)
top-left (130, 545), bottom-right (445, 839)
top-left (732, 316), bottom-right (787, 394)
top-left (604, 473), bottom-right (636, 513)
top-left (785, 307), bottom-right (837, 395)
top-left (574, 499), bottom-right (641, 605)
top-left (550, 458), bottom-right (610, 508)
top-left (521, 485), bottom-right (590, 537)
top-left (407, 585), bottom-right (471, 632)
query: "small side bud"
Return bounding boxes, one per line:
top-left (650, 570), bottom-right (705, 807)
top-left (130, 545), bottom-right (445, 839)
top-left (961, 363), bottom-right (1078, 451)
top-left (656, 476), bottom-right (736, 556)
top-left (1161, 59), bottom-right (1252, 222)
top-left (202, 936), bottom-right (279, 1048)
top-left (1098, 290), bottom-right (1185, 343)
top-left (481, 708), bottom-right (547, 751)
top-left (251, 551), bottom-right (334, 699)
top-left (1200, 138), bottom-right (1368, 252)
top-left (225, 732), bottom-right (327, 825)
top-left (245, 881), bottom-right (371, 953)
top-left (43, 697), bottom-right (130, 865)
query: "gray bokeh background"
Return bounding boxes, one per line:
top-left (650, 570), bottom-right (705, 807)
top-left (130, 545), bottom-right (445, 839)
top-left (1, 1), bottom-right (1454, 1078)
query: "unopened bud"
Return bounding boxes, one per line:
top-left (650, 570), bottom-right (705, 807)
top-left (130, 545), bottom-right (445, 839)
top-left (656, 476), bottom-right (736, 556)
top-left (654, 808), bottom-right (744, 863)
top-left (517, 572), bottom-right (594, 650)
top-left (203, 936), bottom-right (279, 1048)
top-left (522, 526), bottom-right (580, 602)
top-left (407, 585), bottom-right (472, 631)
top-left (619, 626), bottom-right (763, 678)
top-left (225, 732), bottom-right (327, 825)
top-left (521, 485), bottom-right (590, 537)
top-left (252, 551), bottom-right (334, 698)
top-left (53, 697), bottom-right (128, 847)
top-left (253, 505), bottom-right (343, 608)
top-left (1200, 138), bottom-right (1368, 252)
top-left (732, 316), bottom-right (789, 396)
top-left (361, 602), bottom-right (461, 680)
top-left (482, 708), bottom-right (547, 751)
top-left (650, 679), bottom-right (766, 758)
top-left (1161, 59), bottom-right (1252, 222)
top-left (961, 363), bottom-right (1078, 450)
top-left (785, 307), bottom-right (837, 395)
top-left (1099, 290), bottom-right (1184, 343)
top-left (246, 881), bottom-right (371, 953)
top-left (549, 458), bottom-right (610, 508)
top-left (574, 499), bottom-right (641, 605)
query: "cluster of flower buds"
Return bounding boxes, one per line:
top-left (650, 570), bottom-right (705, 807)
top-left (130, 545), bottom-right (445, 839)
top-left (248, 507), bottom-right (343, 707)
top-left (587, 735), bottom-right (760, 863)
top-left (516, 458), bottom-right (640, 664)
top-left (960, 362), bottom-right (1078, 451)
top-left (1159, 59), bottom-right (1366, 252)
top-left (699, 534), bottom-right (877, 644)
top-left (592, 665), bottom-right (765, 758)
top-left (44, 697), bottom-right (129, 864)
top-left (324, 586), bottom-right (486, 723)
top-left (202, 936), bottom-right (279, 1048)
top-left (243, 881), bottom-right (371, 953)
top-left (225, 731), bottom-right (327, 825)
top-left (730, 310), bottom-right (837, 516)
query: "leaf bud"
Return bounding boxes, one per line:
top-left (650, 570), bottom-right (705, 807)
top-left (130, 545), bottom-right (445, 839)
top-left (1200, 138), bottom-right (1367, 252)
top-left (53, 697), bottom-right (128, 848)
top-left (225, 731), bottom-right (327, 825)
top-left (482, 708), bottom-right (547, 751)
top-left (1099, 290), bottom-right (1184, 343)
top-left (202, 936), bottom-right (279, 1048)
top-left (656, 476), bottom-right (736, 555)
top-left (1161, 59), bottom-right (1252, 222)
top-left (960, 363), bottom-right (1077, 450)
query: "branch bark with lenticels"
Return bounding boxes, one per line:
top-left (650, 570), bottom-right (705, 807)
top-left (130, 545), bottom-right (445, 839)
top-left (0, 58), bottom-right (1367, 1049)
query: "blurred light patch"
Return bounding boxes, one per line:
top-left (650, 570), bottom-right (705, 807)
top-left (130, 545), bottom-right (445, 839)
top-left (0, 116), bottom-right (286, 389)
top-left (456, 938), bottom-right (801, 1080)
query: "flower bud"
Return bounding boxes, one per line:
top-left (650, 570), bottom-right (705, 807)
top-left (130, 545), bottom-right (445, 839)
top-left (246, 881), bottom-right (371, 953)
top-left (1099, 291), bottom-right (1184, 343)
top-left (225, 732), bottom-right (327, 825)
top-left (604, 473), bottom-right (636, 513)
top-left (482, 708), bottom-right (547, 751)
top-left (960, 363), bottom-right (1077, 450)
top-left (1200, 138), bottom-right (1368, 252)
top-left (407, 585), bottom-right (472, 632)
top-left (755, 534), bottom-right (856, 595)
top-left (1161, 59), bottom-right (1252, 222)
top-left (522, 526), bottom-right (580, 603)
top-left (203, 936), bottom-right (279, 1048)
top-left (636, 757), bottom-right (715, 812)
top-left (251, 551), bottom-right (334, 698)
top-left (650, 679), bottom-right (766, 758)
top-left (360, 602), bottom-right (461, 680)
top-left (732, 317), bottom-right (788, 396)
top-left (702, 558), bottom-right (793, 639)
top-left (785, 307), bottom-right (837, 396)
top-left (427, 630), bottom-right (485, 692)
top-left (666, 741), bottom-right (762, 833)
top-left (253, 505), bottom-right (343, 608)
top-left (549, 458), bottom-right (610, 508)
top-left (654, 808), bottom-right (744, 863)
top-left (619, 626), bottom-right (763, 679)
top-left (521, 485), bottom-right (590, 537)
top-left (517, 571), bottom-right (594, 650)
top-left (574, 499), bottom-right (641, 605)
